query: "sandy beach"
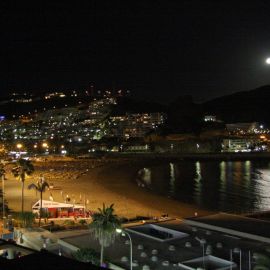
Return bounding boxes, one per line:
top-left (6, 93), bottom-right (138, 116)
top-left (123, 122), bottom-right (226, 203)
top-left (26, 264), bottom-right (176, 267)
top-left (4, 157), bottom-right (212, 219)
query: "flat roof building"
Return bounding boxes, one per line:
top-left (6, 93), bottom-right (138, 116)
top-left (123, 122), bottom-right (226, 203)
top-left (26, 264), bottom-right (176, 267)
top-left (185, 212), bottom-right (270, 244)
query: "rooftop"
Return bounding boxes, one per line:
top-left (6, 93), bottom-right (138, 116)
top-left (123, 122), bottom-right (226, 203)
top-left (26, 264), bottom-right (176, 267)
top-left (57, 219), bottom-right (260, 269)
top-left (0, 240), bottom-right (103, 270)
top-left (185, 213), bottom-right (270, 244)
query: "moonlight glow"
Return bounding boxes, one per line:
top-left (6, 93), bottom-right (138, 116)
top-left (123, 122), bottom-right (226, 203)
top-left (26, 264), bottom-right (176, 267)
top-left (266, 58), bottom-right (270, 64)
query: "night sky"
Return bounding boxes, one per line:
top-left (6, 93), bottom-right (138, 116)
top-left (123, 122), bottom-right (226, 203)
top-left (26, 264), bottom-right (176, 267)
top-left (2, 1), bottom-right (270, 103)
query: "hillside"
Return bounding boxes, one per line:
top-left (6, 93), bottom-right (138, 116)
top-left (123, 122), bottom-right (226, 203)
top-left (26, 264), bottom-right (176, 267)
top-left (0, 96), bottom-right (92, 118)
top-left (111, 97), bottom-right (166, 115)
top-left (203, 85), bottom-right (270, 124)
top-left (1, 85), bottom-right (270, 126)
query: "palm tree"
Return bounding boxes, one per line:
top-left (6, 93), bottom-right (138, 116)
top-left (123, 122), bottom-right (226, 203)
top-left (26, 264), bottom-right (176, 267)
top-left (254, 252), bottom-right (270, 270)
top-left (12, 158), bottom-right (34, 214)
top-left (89, 203), bottom-right (121, 267)
top-left (28, 176), bottom-right (49, 226)
top-left (73, 248), bottom-right (99, 265)
top-left (0, 162), bottom-right (6, 218)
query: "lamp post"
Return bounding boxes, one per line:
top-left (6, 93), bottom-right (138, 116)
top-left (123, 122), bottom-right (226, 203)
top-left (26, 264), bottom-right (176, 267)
top-left (42, 142), bottom-right (49, 154)
top-left (0, 161), bottom-right (7, 220)
top-left (230, 249), bottom-right (233, 270)
top-left (16, 143), bottom-right (23, 158)
top-left (231, 247), bottom-right (242, 270)
top-left (16, 143), bottom-right (23, 150)
top-left (1, 173), bottom-right (5, 219)
top-left (195, 237), bottom-right (206, 269)
top-left (116, 228), bottom-right (133, 270)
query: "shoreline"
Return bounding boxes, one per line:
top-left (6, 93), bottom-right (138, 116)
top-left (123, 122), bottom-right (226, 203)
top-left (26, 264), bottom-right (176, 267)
top-left (102, 152), bottom-right (270, 161)
top-left (94, 160), bottom-right (212, 218)
top-left (4, 158), bottom-right (212, 219)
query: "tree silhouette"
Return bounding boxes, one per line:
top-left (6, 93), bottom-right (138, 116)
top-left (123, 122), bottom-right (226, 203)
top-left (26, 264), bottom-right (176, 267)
top-left (28, 176), bottom-right (49, 226)
top-left (12, 158), bottom-right (34, 214)
top-left (89, 203), bottom-right (121, 266)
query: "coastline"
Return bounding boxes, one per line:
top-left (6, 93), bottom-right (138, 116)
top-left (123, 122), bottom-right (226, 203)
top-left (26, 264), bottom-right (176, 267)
top-left (4, 157), bottom-right (212, 219)
top-left (104, 151), bottom-right (270, 161)
top-left (5, 151), bottom-right (270, 219)
top-left (94, 160), bottom-right (212, 218)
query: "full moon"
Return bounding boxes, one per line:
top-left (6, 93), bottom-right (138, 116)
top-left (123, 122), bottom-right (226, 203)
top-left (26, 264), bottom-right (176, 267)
top-left (266, 58), bottom-right (270, 64)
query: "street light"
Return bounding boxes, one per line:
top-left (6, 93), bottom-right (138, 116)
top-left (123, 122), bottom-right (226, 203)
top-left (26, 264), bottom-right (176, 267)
top-left (42, 142), bottom-right (49, 154)
top-left (195, 237), bottom-right (206, 269)
top-left (1, 170), bottom-right (5, 219)
top-left (16, 143), bottom-right (23, 149)
top-left (42, 142), bottom-right (48, 148)
top-left (116, 228), bottom-right (133, 270)
top-left (16, 143), bottom-right (23, 158)
top-left (1, 161), bottom-right (10, 220)
top-left (16, 143), bottom-right (23, 153)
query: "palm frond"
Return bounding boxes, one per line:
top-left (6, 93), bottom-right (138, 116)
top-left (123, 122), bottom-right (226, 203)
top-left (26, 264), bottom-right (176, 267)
top-left (12, 159), bottom-right (35, 181)
top-left (41, 181), bottom-right (49, 192)
top-left (28, 183), bottom-right (38, 190)
top-left (89, 203), bottom-right (121, 248)
top-left (0, 163), bottom-right (5, 177)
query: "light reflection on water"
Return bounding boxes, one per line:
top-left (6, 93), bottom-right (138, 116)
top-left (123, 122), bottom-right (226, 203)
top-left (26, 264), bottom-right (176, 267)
top-left (137, 160), bottom-right (270, 213)
top-left (194, 161), bottom-right (202, 206)
top-left (169, 163), bottom-right (176, 195)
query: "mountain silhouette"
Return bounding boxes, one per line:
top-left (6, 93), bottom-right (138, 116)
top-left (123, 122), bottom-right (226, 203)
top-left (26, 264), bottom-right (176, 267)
top-left (203, 85), bottom-right (270, 124)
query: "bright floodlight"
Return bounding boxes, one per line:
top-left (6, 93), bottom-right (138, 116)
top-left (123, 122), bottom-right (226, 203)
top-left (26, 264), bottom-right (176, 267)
top-left (16, 143), bottom-right (23, 149)
top-left (116, 228), bottom-right (123, 233)
top-left (42, 142), bottom-right (48, 148)
top-left (266, 58), bottom-right (270, 64)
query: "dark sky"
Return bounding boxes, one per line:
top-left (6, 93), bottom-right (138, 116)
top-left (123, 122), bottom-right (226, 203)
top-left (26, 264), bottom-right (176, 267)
top-left (2, 1), bottom-right (270, 103)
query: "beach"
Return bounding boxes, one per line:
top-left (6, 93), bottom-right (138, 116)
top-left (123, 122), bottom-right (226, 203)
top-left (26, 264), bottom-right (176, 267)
top-left (4, 157), bottom-right (212, 219)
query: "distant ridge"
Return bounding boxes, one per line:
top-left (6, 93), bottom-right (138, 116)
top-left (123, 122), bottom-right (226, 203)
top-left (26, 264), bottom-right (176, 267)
top-left (111, 97), bottom-right (166, 115)
top-left (1, 85), bottom-right (270, 126)
top-left (203, 85), bottom-right (270, 124)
